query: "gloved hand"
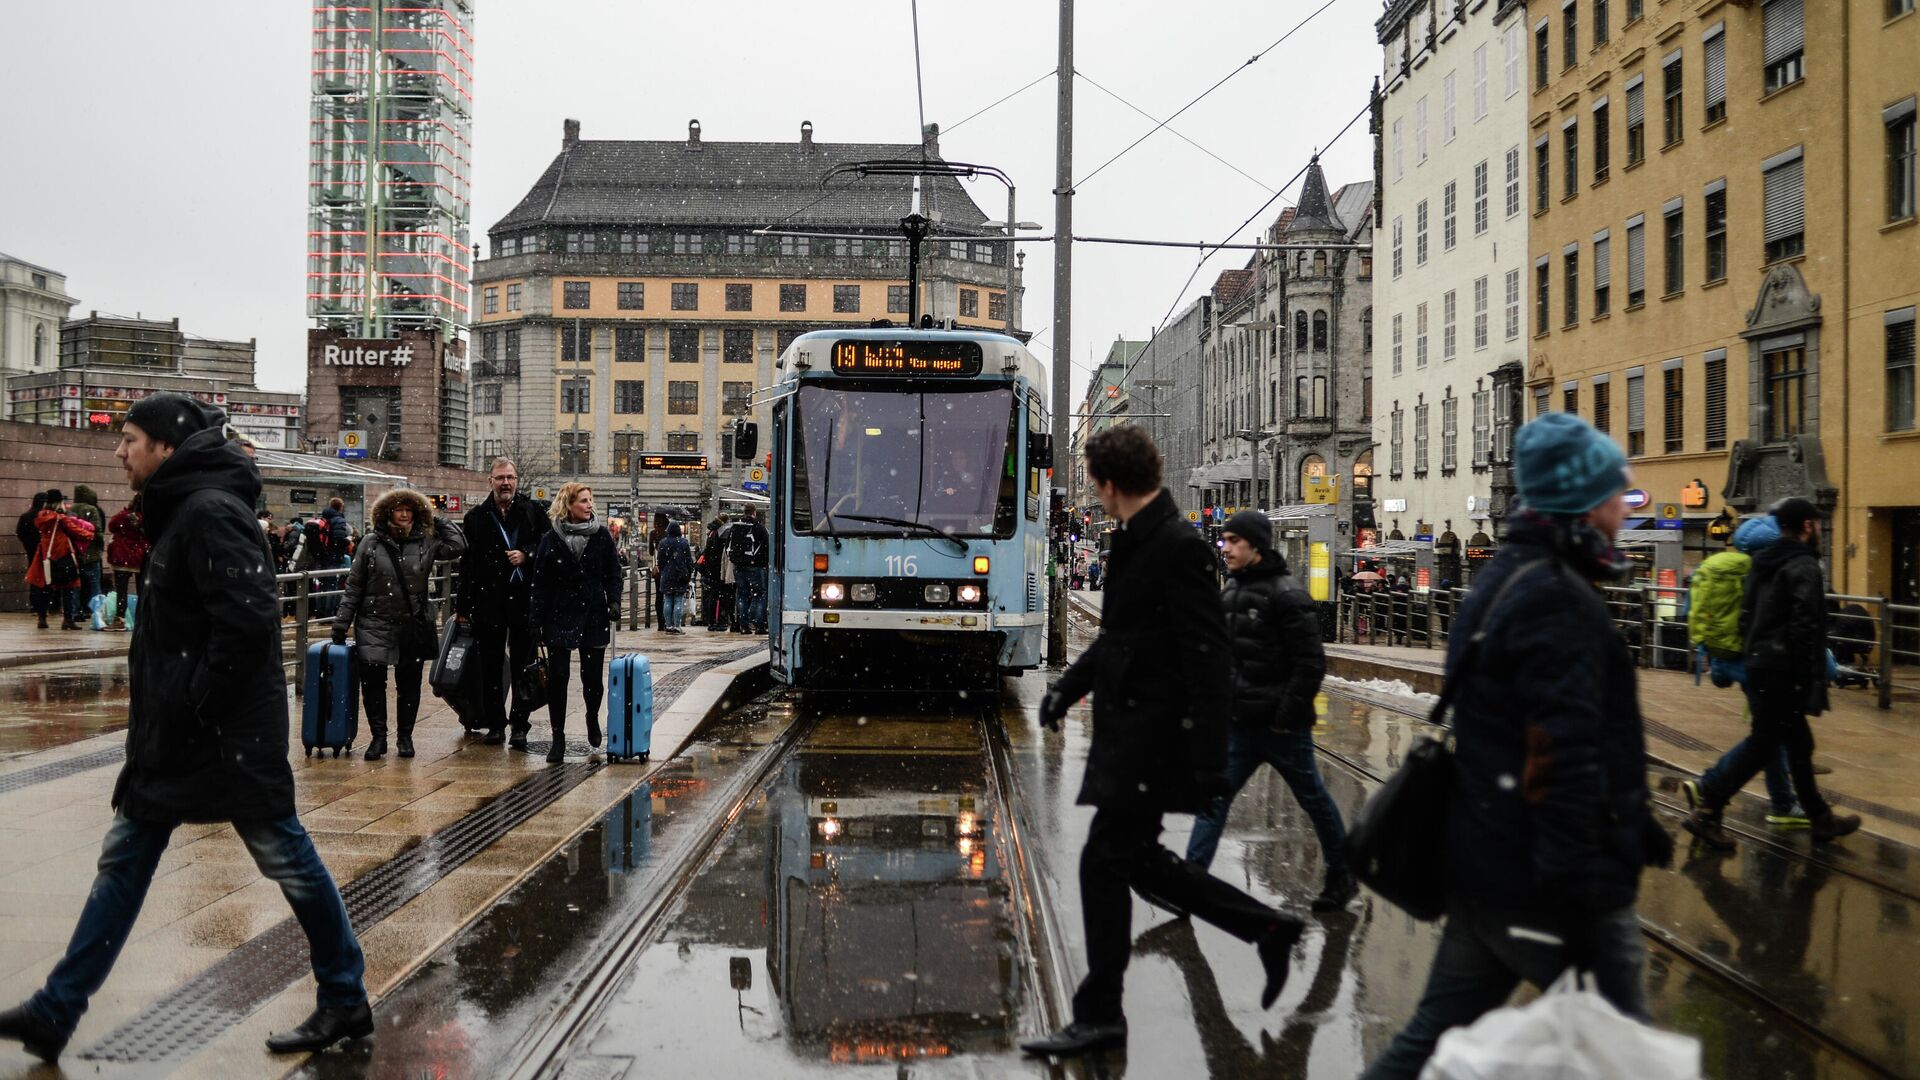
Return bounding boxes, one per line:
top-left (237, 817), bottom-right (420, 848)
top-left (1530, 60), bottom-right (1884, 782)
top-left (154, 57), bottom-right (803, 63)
top-left (1641, 814), bottom-right (1676, 869)
top-left (330, 626), bottom-right (349, 646)
top-left (1038, 685), bottom-right (1073, 731)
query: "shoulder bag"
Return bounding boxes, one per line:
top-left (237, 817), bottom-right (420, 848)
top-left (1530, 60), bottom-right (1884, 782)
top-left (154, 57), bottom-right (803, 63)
top-left (381, 537), bottom-right (438, 662)
top-left (1343, 559), bottom-right (1550, 921)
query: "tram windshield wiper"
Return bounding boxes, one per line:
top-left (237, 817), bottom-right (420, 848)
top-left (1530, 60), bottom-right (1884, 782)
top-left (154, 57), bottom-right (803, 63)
top-left (832, 514), bottom-right (968, 555)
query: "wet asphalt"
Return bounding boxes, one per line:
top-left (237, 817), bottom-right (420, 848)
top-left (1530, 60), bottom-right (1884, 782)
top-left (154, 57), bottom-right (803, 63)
top-left (3, 632), bottom-right (1913, 1077)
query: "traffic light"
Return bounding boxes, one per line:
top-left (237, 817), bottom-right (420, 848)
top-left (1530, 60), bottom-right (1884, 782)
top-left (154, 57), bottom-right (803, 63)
top-left (1049, 490), bottom-right (1068, 536)
top-left (732, 419), bottom-right (758, 461)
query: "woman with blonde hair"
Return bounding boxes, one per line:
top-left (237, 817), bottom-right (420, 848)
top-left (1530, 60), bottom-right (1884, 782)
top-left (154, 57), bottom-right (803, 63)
top-left (529, 482), bottom-right (623, 763)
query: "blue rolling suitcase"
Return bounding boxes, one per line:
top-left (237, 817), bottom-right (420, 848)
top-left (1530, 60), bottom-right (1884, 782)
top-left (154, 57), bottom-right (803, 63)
top-left (303, 641), bottom-right (360, 757)
top-left (607, 654), bottom-right (654, 762)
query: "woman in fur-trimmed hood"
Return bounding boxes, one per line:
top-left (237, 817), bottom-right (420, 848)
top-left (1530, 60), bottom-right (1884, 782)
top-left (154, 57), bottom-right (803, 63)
top-left (332, 488), bottom-right (466, 759)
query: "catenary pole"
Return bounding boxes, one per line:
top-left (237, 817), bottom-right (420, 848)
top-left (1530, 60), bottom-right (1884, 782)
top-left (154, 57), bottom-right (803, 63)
top-left (1048, 0), bottom-right (1073, 664)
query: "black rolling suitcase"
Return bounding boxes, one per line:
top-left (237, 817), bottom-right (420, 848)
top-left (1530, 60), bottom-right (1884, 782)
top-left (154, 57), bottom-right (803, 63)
top-left (430, 618), bottom-right (486, 730)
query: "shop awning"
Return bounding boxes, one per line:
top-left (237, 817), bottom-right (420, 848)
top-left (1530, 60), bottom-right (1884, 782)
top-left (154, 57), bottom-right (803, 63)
top-left (251, 448), bottom-right (409, 487)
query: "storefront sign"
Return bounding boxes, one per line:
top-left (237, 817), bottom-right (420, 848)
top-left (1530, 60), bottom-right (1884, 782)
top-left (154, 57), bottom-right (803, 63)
top-left (1681, 479), bottom-right (1709, 508)
top-left (322, 342), bottom-right (415, 368)
top-left (231, 422), bottom-right (288, 449)
top-left (1380, 498), bottom-right (1408, 513)
top-left (1623, 488), bottom-right (1650, 509)
top-left (1655, 502), bottom-right (1685, 530)
top-left (289, 489), bottom-right (319, 505)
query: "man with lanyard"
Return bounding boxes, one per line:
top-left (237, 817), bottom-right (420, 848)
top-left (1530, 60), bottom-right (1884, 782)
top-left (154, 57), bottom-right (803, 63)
top-left (456, 458), bottom-right (552, 748)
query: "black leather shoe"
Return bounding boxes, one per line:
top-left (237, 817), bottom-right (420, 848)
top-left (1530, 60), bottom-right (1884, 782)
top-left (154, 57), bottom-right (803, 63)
top-left (546, 735), bottom-right (566, 764)
top-left (0, 1003), bottom-right (69, 1063)
top-left (1258, 917), bottom-right (1305, 1008)
top-left (265, 1001), bottom-right (373, 1054)
top-left (508, 733), bottom-right (529, 751)
top-left (363, 737), bottom-right (386, 761)
top-left (396, 735), bottom-right (415, 758)
top-left (1312, 870), bottom-right (1360, 912)
top-left (1020, 1019), bottom-right (1127, 1057)
top-left (586, 715), bottom-right (602, 749)
top-left (482, 729), bottom-right (506, 745)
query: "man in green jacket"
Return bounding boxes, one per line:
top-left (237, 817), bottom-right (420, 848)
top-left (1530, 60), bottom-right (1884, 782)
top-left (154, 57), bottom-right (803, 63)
top-left (1683, 516), bottom-right (1803, 827)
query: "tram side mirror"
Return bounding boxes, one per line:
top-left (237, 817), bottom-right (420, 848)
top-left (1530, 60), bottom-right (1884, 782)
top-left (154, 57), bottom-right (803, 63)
top-left (1026, 433), bottom-right (1053, 470)
top-left (731, 420), bottom-right (758, 461)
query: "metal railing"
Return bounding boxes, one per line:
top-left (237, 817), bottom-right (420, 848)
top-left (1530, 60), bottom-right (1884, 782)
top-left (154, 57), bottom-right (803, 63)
top-left (1334, 580), bottom-right (1920, 710)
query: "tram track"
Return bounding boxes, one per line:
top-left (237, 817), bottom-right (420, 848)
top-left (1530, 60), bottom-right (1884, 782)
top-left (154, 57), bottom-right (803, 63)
top-left (1318, 683), bottom-right (1903, 1080)
top-left (501, 688), bottom-right (1079, 1078)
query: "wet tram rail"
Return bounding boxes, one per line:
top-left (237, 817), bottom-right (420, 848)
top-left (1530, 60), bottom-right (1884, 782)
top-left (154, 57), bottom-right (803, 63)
top-left (1315, 680), bottom-right (1915, 1080)
top-left (300, 686), bottom-right (1076, 1080)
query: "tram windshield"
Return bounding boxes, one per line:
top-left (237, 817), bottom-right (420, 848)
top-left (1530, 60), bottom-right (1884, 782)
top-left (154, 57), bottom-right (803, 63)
top-left (791, 383), bottom-right (1017, 539)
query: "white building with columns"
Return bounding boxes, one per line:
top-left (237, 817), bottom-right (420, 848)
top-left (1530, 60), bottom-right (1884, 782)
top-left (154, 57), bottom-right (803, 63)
top-left (1372, 0), bottom-right (1530, 580)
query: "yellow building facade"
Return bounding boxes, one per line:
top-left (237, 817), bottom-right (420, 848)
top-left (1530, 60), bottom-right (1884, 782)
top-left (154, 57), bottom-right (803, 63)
top-left (1527, 0), bottom-right (1917, 603)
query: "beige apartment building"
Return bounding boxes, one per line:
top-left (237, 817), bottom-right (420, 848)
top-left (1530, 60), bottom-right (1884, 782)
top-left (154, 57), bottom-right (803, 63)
top-left (1527, 0), bottom-right (1917, 606)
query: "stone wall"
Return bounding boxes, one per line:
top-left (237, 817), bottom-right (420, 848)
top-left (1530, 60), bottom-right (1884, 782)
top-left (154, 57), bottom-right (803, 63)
top-left (0, 422), bottom-right (133, 611)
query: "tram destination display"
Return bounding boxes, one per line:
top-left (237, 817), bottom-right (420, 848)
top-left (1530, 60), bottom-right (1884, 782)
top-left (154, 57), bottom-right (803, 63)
top-left (830, 339), bottom-right (984, 377)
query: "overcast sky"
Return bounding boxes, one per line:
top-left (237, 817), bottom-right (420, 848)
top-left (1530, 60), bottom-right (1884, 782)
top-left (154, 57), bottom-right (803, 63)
top-left (0, 0), bottom-right (1379, 403)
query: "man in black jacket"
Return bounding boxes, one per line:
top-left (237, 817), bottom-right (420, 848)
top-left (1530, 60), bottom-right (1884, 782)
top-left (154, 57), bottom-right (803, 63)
top-left (1184, 510), bottom-right (1354, 911)
top-left (1685, 497), bottom-right (1860, 848)
top-left (728, 506), bottom-right (770, 634)
top-left (0, 394), bottom-right (369, 1063)
top-left (1364, 413), bottom-right (1668, 1080)
top-left (1021, 427), bottom-right (1304, 1059)
top-left (456, 458), bottom-right (552, 747)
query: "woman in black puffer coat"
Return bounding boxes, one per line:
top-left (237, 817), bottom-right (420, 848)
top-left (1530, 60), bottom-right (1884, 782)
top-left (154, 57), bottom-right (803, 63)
top-left (530, 482), bottom-right (623, 762)
top-left (332, 488), bottom-right (466, 760)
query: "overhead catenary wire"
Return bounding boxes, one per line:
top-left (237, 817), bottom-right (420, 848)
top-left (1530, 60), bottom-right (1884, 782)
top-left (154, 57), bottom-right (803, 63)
top-left (1074, 68), bottom-right (1280, 196)
top-left (1072, 0), bottom-right (1351, 190)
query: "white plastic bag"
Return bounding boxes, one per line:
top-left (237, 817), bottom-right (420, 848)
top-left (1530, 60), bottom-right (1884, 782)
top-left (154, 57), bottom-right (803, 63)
top-left (1420, 970), bottom-right (1702, 1080)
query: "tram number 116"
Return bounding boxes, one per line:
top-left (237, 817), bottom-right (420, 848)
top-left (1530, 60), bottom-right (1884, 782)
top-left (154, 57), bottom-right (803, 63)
top-left (884, 555), bottom-right (921, 577)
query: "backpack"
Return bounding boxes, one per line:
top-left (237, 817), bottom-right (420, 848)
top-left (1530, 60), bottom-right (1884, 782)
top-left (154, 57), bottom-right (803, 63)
top-left (306, 518), bottom-right (330, 556)
top-left (1687, 550), bottom-right (1750, 659)
top-left (729, 523), bottom-right (764, 566)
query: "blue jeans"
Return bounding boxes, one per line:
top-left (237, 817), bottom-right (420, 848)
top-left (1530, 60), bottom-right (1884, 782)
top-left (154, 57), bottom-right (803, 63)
top-left (736, 569), bottom-right (767, 630)
top-left (1362, 901), bottom-right (1648, 1080)
top-left (28, 814), bottom-right (366, 1036)
top-left (78, 564), bottom-right (102, 609)
top-left (1701, 656), bottom-right (1796, 813)
top-left (663, 591), bottom-right (687, 629)
top-left (1186, 725), bottom-right (1348, 875)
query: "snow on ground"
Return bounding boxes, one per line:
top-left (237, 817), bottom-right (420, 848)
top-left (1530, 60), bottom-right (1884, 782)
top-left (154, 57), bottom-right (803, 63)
top-left (1326, 674), bottom-right (1438, 708)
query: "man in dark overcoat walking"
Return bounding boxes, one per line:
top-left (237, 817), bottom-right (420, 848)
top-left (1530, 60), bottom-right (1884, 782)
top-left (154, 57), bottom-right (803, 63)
top-left (1022, 426), bottom-right (1304, 1059)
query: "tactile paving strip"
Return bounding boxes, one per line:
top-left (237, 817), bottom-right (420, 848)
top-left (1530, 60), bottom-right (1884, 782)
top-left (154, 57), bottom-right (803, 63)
top-left (82, 644), bottom-right (764, 1064)
top-left (0, 746), bottom-right (125, 796)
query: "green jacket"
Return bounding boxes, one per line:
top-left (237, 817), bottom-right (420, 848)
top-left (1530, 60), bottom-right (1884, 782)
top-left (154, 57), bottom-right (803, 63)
top-left (1688, 549), bottom-right (1750, 659)
top-left (70, 485), bottom-right (107, 567)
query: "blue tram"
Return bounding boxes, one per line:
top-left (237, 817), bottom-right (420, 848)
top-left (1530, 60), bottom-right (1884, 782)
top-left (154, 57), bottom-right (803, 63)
top-left (764, 328), bottom-right (1052, 689)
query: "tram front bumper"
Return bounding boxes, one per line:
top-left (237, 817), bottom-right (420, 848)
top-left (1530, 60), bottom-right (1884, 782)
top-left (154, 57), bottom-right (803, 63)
top-left (786, 608), bottom-right (1016, 632)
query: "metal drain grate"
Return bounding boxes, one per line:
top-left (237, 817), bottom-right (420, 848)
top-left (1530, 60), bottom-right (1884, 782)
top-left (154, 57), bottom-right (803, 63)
top-left (0, 746), bottom-right (126, 796)
top-left (1643, 718), bottom-right (1718, 754)
top-left (82, 644), bottom-right (763, 1064)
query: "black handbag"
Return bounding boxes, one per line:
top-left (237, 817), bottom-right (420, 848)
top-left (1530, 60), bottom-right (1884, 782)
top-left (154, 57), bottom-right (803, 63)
top-left (513, 641), bottom-right (550, 713)
top-left (380, 539), bottom-right (438, 662)
top-left (1343, 560), bottom-right (1548, 921)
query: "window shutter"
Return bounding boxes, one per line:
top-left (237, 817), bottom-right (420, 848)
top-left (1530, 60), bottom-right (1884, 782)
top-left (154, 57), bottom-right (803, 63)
top-left (1704, 349), bottom-right (1728, 447)
top-left (1626, 217), bottom-right (1646, 293)
top-left (1593, 232), bottom-right (1611, 287)
top-left (1626, 370), bottom-right (1646, 432)
top-left (1625, 77), bottom-right (1644, 126)
top-left (1763, 153), bottom-right (1805, 243)
top-left (1704, 27), bottom-right (1727, 107)
top-left (1763, 0), bottom-right (1804, 67)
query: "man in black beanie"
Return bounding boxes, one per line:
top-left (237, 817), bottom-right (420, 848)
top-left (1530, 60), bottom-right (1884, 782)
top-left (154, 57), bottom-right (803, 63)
top-left (0, 393), bottom-right (371, 1062)
top-left (1183, 510), bottom-right (1353, 911)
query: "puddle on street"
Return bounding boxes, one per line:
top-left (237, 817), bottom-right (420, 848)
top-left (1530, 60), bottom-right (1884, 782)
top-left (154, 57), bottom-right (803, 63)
top-left (0, 661), bottom-right (131, 758)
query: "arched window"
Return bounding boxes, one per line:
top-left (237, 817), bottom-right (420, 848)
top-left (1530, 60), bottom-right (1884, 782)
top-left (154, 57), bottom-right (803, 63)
top-left (33, 325), bottom-right (46, 368)
top-left (1300, 453), bottom-right (1327, 500)
top-left (1362, 308), bottom-right (1374, 351)
top-left (1313, 250), bottom-right (1328, 277)
top-left (1313, 310), bottom-right (1330, 351)
top-left (1294, 310), bottom-right (1309, 350)
top-left (1269, 327), bottom-right (1278, 356)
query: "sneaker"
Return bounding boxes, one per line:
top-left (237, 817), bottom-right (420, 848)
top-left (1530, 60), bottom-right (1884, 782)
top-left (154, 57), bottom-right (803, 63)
top-left (1683, 809), bottom-right (1737, 851)
top-left (1681, 779), bottom-right (1704, 812)
top-left (1765, 805), bottom-right (1811, 829)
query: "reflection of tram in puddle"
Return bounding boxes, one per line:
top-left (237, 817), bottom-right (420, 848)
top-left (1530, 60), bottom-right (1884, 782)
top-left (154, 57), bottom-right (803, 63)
top-left (764, 742), bottom-right (1018, 1063)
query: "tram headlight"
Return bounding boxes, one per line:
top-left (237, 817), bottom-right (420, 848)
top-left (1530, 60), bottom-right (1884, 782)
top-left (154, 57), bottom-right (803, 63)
top-left (850, 583), bottom-right (877, 602)
top-left (972, 556), bottom-right (991, 574)
top-left (923, 584), bottom-right (950, 603)
top-left (819, 582), bottom-right (845, 602)
top-left (956, 584), bottom-right (982, 603)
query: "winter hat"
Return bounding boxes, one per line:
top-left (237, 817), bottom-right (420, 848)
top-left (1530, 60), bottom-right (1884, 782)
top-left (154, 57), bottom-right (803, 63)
top-left (74, 485), bottom-right (97, 506)
top-left (1513, 413), bottom-right (1629, 516)
top-left (124, 392), bottom-right (227, 450)
top-left (1222, 509), bottom-right (1274, 551)
top-left (1731, 516), bottom-right (1781, 554)
top-left (43, 489), bottom-right (65, 504)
